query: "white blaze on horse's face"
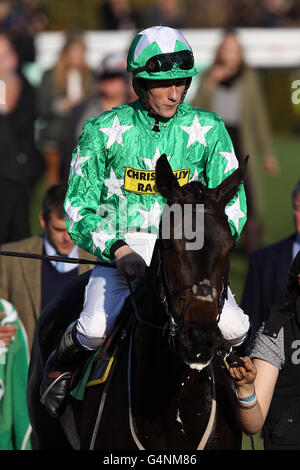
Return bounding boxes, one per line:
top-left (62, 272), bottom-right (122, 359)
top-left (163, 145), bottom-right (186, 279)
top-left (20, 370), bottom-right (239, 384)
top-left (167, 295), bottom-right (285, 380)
top-left (192, 279), bottom-right (217, 303)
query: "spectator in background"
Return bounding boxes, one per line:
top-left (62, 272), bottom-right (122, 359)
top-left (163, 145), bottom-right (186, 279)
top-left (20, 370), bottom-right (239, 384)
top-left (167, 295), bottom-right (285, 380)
top-left (0, 175), bottom-right (30, 245)
top-left (37, 32), bottom-right (95, 186)
top-left (60, 51), bottom-right (132, 181)
top-left (258, 0), bottom-right (295, 27)
top-left (0, 2), bottom-right (11, 28)
top-left (0, 32), bottom-right (44, 192)
top-left (139, 0), bottom-right (185, 29)
top-left (229, 0), bottom-right (262, 28)
top-left (1, 0), bottom-right (48, 67)
top-left (241, 179), bottom-right (300, 344)
top-left (0, 183), bottom-right (95, 351)
top-left (192, 29), bottom-right (279, 254)
top-left (185, 0), bottom-right (233, 29)
top-left (99, 0), bottom-right (138, 30)
top-left (0, 298), bottom-right (31, 450)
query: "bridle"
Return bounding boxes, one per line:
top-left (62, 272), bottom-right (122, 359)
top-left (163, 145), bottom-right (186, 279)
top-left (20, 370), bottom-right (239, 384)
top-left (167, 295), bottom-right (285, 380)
top-left (127, 207), bottom-right (230, 346)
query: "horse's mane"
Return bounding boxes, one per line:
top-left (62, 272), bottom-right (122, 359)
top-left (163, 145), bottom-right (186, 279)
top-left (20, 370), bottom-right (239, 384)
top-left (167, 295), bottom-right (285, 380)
top-left (174, 181), bottom-right (211, 205)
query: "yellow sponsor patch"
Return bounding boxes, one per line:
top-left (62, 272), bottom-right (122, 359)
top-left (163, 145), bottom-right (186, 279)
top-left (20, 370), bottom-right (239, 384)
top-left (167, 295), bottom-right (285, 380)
top-left (124, 167), bottom-right (190, 194)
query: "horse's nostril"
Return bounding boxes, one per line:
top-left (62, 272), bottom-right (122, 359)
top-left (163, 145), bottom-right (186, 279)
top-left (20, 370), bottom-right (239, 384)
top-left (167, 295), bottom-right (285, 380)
top-left (178, 324), bottom-right (224, 364)
top-left (192, 280), bottom-right (216, 302)
top-left (200, 285), bottom-right (211, 296)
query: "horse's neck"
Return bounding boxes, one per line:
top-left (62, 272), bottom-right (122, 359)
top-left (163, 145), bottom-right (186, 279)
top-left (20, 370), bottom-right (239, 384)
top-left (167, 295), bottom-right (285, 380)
top-left (130, 319), bottom-right (211, 425)
top-left (143, 248), bottom-right (166, 325)
top-left (133, 242), bottom-right (189, 384)
top-left (132, 295), bottom-right (186, 395)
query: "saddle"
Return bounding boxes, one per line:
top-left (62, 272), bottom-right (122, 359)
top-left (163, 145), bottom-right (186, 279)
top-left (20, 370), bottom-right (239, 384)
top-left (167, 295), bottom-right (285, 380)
top-left (70, 283), bottom-right (144, 401)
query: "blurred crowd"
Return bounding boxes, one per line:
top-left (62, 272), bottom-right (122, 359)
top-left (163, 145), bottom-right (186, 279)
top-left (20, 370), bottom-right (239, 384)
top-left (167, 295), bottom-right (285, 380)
top-left (96, 0), bottom-right (300, 30)
top-left (2, 0), bottom-right (300, 35)
top-left (0, 0), bottom-right (298, 451)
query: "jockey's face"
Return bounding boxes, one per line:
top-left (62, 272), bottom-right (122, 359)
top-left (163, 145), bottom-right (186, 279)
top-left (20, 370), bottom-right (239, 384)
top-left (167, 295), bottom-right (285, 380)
top-left (39, 210), bottom-right (75, 255)
top-left (144, 78), bottom-right (186, 118)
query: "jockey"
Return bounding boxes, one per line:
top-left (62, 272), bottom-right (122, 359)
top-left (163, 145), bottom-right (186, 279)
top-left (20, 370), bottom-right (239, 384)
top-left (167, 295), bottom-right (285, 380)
top-left (40, 26), bottom-right (250, 417)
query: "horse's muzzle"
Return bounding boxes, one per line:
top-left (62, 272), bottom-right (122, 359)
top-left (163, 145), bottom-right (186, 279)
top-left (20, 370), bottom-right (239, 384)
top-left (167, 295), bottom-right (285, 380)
top-left (176, 324), bottom-right (224, 366)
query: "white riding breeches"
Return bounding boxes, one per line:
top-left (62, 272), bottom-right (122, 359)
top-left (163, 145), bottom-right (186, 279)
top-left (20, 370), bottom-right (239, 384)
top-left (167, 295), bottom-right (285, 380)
top-left (76, 232), bottom-right (156, 350)
top-left (76, 233), bottom-right (250, 350)
top-left (76, 270), bottom-right (250, 351)
top-left (76, 265), bottom-right (140, 350)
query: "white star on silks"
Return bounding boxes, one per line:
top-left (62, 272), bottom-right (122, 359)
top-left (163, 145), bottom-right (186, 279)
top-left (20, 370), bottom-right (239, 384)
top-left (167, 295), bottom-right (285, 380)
top-left (134, 26), bottom-right (190, 60)
top-left (190, 168), bottom-right (199, 182)
top-left (104, 167), bottom-right (125, 200)
top-left (70, 147), bottom-right (90, 178)
top-left (225, 196), bottom-right (245, 232)
top-left (65, 199), bottom-right (83, 232)
top-left (219, 147), bottom-right (239, 174)
top-left (99, 115), bottom-right (132, 149)
top-left (137, 200), bottom-right (162, 230)
top-left (91, 230), bottom-right (116, 253)
top-left (180, 115), bottom-right (213, 148)
top-left (141, 147), bottom-right (172, 170)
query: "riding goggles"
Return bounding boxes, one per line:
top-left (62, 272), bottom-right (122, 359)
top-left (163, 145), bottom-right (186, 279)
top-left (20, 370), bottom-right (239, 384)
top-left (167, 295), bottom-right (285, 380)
top-left (133, 50), bottom-right (194, 75)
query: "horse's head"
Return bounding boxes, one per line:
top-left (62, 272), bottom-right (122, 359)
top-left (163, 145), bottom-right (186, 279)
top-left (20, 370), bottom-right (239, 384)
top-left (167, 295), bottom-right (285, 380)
top-left (154, 154), bottom-right (247, 369)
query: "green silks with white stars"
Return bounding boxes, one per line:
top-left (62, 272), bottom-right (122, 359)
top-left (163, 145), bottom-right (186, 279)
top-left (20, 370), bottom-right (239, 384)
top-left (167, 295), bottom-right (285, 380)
top-left (65, 99), bottom-right (247, 262)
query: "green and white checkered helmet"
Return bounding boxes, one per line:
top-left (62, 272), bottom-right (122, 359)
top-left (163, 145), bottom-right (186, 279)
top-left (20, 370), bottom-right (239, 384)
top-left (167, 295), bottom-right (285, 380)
top-left (127, 26), bottom-right (198, 80)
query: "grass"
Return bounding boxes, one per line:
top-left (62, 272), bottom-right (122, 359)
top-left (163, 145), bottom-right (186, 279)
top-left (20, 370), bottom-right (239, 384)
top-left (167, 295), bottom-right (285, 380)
top-left (29, 133), bottom-right (300, 451)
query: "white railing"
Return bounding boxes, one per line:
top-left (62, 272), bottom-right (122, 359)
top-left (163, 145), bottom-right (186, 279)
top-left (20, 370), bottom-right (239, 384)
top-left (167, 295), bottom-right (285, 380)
top-left (35, 28), bottom-right (300, 71)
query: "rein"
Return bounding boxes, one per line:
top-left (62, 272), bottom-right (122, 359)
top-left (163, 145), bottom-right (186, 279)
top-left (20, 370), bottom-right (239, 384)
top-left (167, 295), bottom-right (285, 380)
top-left (0, 250), bottom-right (116, 268)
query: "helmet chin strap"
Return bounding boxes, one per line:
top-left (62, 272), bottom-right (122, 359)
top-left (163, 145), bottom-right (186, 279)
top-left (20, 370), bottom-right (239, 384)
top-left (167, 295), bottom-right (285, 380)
top-left (132, 77), bottom-right (192, 125)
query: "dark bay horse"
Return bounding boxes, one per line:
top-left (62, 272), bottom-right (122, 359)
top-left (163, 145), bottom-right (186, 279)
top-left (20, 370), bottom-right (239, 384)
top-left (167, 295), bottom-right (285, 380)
top-left (28, 154), bottom-right (247, 450)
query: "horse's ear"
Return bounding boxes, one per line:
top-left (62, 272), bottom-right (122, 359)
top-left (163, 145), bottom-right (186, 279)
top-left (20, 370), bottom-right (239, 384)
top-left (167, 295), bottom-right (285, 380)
top-left (212, 156), bottom-right (249, 206)
top-left (155, 154), bottom-right (181, 201)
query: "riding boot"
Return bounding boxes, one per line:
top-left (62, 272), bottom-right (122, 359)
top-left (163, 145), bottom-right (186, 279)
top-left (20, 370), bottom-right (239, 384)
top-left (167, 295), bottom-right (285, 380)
top-left (40, 321), bottom-right (91, 418)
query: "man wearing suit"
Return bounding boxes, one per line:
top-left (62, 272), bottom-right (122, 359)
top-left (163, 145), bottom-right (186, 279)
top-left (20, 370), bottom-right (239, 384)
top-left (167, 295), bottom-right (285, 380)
top-left (0, 183), bottom-right (95, 351)
top-left (241, 179), bottom-right (300, 342)
top-left (0, 174), bottom-right (30, 245)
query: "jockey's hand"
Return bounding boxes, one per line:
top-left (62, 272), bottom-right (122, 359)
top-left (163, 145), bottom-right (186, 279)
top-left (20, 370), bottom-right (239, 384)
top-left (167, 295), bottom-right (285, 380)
top-left (114, 245), bottom-right (146, 279)
top-left (228, 356), bottom-right (257, 387)
top-left (0, 312), bottom-right (18, 347)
